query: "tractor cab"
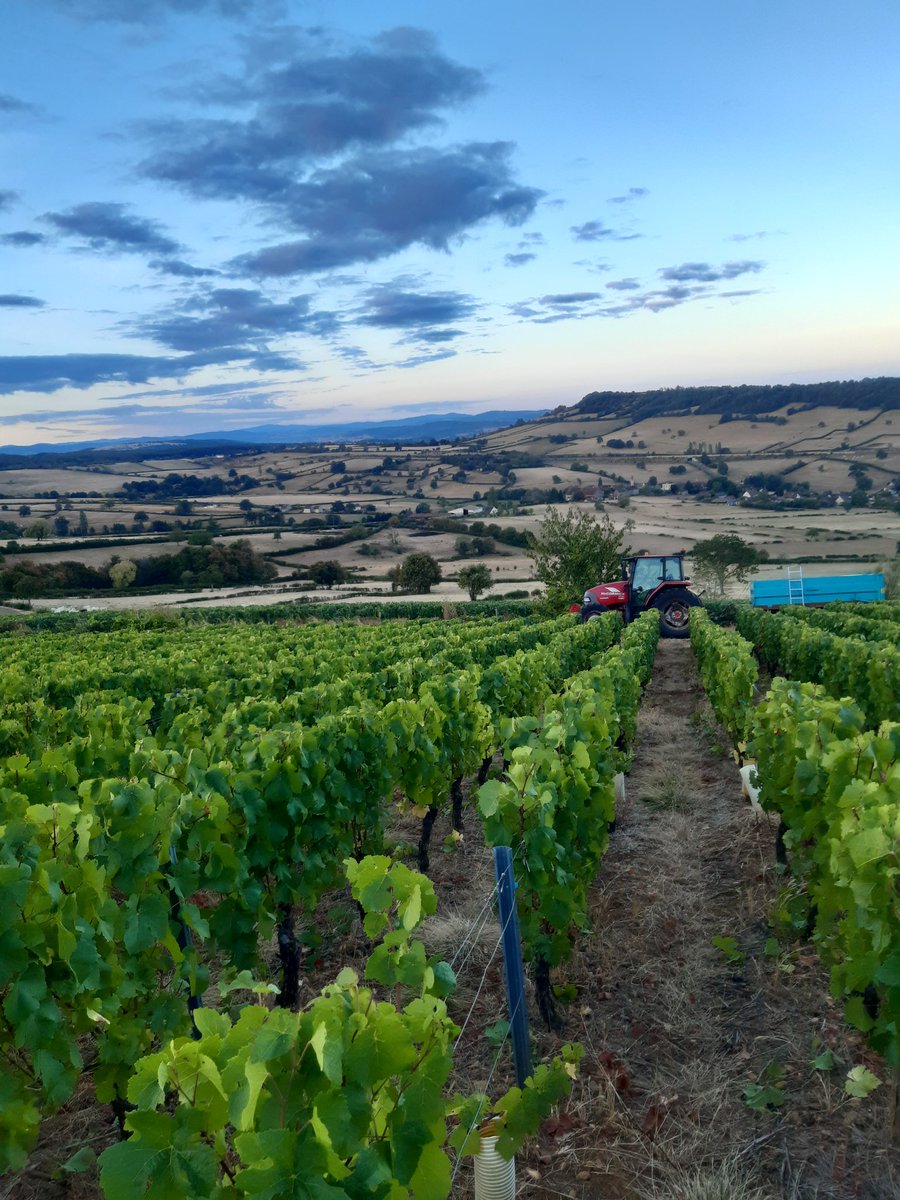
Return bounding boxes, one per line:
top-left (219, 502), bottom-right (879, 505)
top-left (626, 553), bottom-right (685, 606)
top-left (580, 552), bottom-right (701, 638)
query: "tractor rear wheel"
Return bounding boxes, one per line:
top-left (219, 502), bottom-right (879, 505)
top-left (653, 589), bottom-right (700, 638)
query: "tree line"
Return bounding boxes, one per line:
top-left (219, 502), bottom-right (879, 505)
top-left (577, 377), bottom-right (899, 422)
top-left (0, 540), bottom-right (275, 599)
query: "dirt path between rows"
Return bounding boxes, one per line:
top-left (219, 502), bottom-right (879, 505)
top-left (524, 640), bottom-right (898, 1200)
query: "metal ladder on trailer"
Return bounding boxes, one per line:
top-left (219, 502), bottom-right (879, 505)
top-left (787, 564), bottom-right (805, 605)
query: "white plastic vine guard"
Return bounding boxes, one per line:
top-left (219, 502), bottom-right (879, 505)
top-left (474, 1135), bottom-right (515, 1200)
top-left (739, 763), bottom-right (763, 817)
top-left (614, 772), bottom-right (626, 809)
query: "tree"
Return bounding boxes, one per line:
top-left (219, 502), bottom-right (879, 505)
top-left (308, 560), bottom-right (348, 588)
top-left (457, 563), bottom-right (493, 601)
top-left (25, 520), bottom-right (50, 541)
top-left (690, 534), bottom-right (768, 597)
top-left (109, 559), bottom-right (137, 590)
top-left (527, 507), bottom-right (631, 612)
top-left (398, 552), bottom-right (442, 594)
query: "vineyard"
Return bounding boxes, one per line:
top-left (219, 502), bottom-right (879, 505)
top-left (1, 600), bottom-right (898, 1198)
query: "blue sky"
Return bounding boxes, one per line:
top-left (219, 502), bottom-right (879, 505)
top-left (1, 0), bottom-right (898, 444)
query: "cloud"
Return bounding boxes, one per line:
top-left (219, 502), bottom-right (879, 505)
top-left (0, 94), bottom-right (39, 115)
top-left (512, 271), bottom-right (764, 325)
top-left (0, 350), bottom-right (237, 395)
top-left (395, 349), bottom-right (456, 369)
top-left (38, 0), bottom-right (270, 23)
top-left (116, 378), bottom-right (285, 403)
top-left (149, 257), bottom-right (219, 278)
top-left (608, 186), bottom-right (648, 204)
top-left (504, 252), bottom-right (535, 267)
top-left (0, 294), bottom-right (45, 307)
top-left (510, 292), bottom-right (606, 325)
top-left (0, 190), bottom-right (19, 211)
top-left (358, 286), bottom-right (476, 330)
top-left (728, 231), bottom-right (778, 242)
top-left (135, 286), bottom-right (332, 352)
top-left (573, 258), bottom-right (611, 273)
top-left (415, 328), bottom-right (464, 343)
top-left (659, 260), bottom-right (764, 283)
top-left (539, 292), bottom-right (602, 305)
top-left (213, 392), bottom-right (281, 410)
top-left (570, 219), bottom-right (641, 242)
top-left (43, 201), bottom-right (181, 256)
top-left (0, 231), bottom-right (46, 247)
top-left (136, 29), bottom-right (539, 275)
top-left (638, 284), bottom-right (702, 311)
top-left (141, 28), bottom-right (484, 194)
top-left (231, 144), bottom-right (542, 276)
top-left (0, 391), bottom-right (286, 428)
top-left (0, 286), bottom-right (332, 393)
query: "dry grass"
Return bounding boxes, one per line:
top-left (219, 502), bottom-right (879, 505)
top-left (644, 1158), bottom-right (775, 1200)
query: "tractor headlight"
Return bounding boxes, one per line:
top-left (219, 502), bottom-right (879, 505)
top-left (583, 592), bottom-right (593, 605)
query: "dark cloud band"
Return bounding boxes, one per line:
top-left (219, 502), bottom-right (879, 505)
top-left (659, 260), bottom-right (764, 283)
top-left (231, 144), bottom-right (541, 276)
top-left (0, 294), bottom-right (45, 307)
top-left (43, 202), bottom-right (180, 256)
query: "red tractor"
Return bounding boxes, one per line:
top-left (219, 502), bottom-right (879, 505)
top-left (578, 552), bottom-right (702, 638)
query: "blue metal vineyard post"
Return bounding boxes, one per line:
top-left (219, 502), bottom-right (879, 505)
top-left (493, 846), bottom-right (533, 1085)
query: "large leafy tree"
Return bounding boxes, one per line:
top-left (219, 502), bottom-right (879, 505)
top-left (398, 552), bottom-right (442, 594)
top-left (457, 563), bottom-right (493, 601)
top-left (308, 560), bottom-right (349, 588)
top-left (528, 507), bottom-right (631, 612)
top-left (690, 534), bottom-right (768, 596)
top-left (108, 559), bottom-right (137, 590)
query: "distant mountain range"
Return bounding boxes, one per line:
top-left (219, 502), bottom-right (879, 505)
top-left (0, 409), bottom-right (546, 459)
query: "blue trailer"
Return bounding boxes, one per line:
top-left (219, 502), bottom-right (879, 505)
top-left (750, 572), bottom-right (885, 607)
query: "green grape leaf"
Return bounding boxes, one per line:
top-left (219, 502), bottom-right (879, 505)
top-left (711, 936), bottom-right (745, 964)
top-left (408, 1139), bottom-right (451, 1200)
top-left (54, 1146), bottom-right (96, 1178)
top-left (845, 1066), bottom-right (881, 1098)
top-left (478, 780), bottom-right (503, 818)
top-left (810, 1048), bottom-right (837, 1071)
top-left (345, 1012), bottom-right (415, 1087)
